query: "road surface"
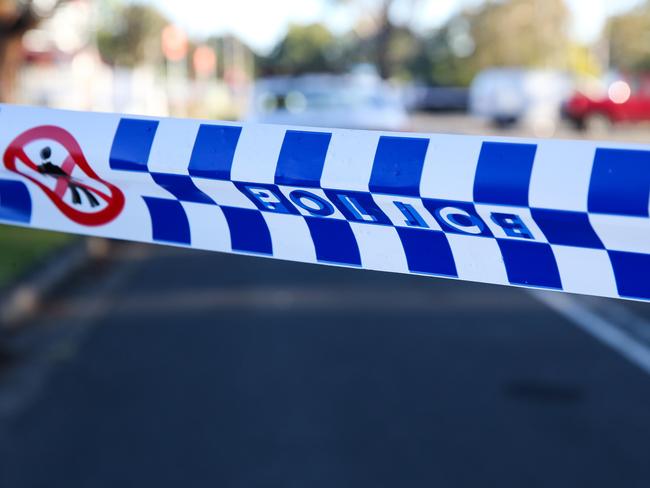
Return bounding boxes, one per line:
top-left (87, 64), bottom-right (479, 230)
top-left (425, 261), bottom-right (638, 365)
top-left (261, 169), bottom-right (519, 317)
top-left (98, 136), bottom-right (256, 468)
top-left (1, 240), bottom-right (650, 487)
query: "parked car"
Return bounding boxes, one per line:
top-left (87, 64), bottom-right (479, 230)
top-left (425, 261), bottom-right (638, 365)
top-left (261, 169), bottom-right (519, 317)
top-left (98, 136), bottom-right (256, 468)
top-left (402, 84), bottom-right (469, 113)
top-left (247, 73), bottom-right (409, 131)
top-left (469, 68), bottom-right (574, 134)
top-left (563, 72), bottom-right (650, 131)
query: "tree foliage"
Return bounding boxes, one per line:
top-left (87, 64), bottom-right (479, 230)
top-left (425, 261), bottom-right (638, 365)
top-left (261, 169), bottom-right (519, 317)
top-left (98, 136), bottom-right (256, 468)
top-left (262, 0), bottom-right (571, 85)
top-left (420, 0), bottom-right (570, 85)
top-left (260, 23), bottom-right (340, 75)
top-left (469, 0), bottom-right (570, 69)
top-left (607, 1), bottom-right (650, 71)
top-left (328, 0), bottom-right (421, 78)
top-left (97, 4), bottom-right (169, 67)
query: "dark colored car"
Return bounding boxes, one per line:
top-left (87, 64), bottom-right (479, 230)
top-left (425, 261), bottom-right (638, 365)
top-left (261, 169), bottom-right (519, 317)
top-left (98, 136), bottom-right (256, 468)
top-left (403, 85), bottom-right (469, 112)
top-left (564, 73), bottom-right (650, 131)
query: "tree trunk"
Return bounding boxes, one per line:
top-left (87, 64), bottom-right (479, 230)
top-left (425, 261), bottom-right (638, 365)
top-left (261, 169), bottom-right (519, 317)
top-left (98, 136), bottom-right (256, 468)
top-left (375, 1), bottom-right (393, 79)
top-left (0, 5), bottom-right (39, 102)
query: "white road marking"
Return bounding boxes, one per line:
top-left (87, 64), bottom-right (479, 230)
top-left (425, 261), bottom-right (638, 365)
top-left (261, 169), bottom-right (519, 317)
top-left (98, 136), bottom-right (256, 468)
top-left (531, 290), bottom-right (650, 376)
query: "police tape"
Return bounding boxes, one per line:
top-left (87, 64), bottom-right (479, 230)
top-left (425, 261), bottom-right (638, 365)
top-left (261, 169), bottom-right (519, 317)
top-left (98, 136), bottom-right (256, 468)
top-left (0, 104), bottom-right (649, 301)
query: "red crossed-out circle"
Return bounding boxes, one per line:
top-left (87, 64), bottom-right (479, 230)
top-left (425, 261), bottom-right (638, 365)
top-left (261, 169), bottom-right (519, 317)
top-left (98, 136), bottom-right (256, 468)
top-left (3, 125), bottom-right (124, 226)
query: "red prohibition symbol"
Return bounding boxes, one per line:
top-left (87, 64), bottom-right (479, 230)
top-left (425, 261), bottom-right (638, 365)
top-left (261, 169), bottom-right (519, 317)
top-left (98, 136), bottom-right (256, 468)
top-left (3, 125), bottom-right (124, 226)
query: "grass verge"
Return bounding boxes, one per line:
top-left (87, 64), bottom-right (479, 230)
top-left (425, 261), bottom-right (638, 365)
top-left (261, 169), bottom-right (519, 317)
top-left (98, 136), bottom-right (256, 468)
top-left (0, 225), bottom-right (74, 287)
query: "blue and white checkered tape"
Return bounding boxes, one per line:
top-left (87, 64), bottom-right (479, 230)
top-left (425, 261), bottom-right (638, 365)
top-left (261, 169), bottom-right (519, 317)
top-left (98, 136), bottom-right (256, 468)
top-left (1, 104), bottom-right (649, 301)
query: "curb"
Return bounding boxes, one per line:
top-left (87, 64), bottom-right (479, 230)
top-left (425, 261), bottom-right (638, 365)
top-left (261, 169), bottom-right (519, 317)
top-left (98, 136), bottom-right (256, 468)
top-left (0, 237), bottom-right (110, 326)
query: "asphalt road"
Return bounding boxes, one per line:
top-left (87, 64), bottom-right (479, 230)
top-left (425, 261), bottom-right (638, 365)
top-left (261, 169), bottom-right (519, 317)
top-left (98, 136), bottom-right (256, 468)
top-left (2, 115), bottom-right (650, 487)
top-left (1, 240), bottom-right (650, 488)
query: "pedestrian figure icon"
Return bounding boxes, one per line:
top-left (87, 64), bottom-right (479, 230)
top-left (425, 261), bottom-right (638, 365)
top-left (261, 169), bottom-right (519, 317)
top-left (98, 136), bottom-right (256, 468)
top-left (36, 145), bottom-right (100, 208)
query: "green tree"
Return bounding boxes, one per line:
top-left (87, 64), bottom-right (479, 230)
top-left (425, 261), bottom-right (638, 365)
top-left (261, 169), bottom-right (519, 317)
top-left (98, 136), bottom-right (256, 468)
top-left (419, 0), bottom-right (571, 86)
top-left (469, 0), bottom-right (570, 70)
top-left (607, 1), bottom-right (650, 71)
top-left (332, 0), bottom-right (422, 79)
top-left (261, 23), bottom-right (339, 75)
top-left (97, 4), bottom-right (168, 67)
top-left (339, 24), bottom-right (422, 80)
top-left (414, 17), bottom-right (479, 86)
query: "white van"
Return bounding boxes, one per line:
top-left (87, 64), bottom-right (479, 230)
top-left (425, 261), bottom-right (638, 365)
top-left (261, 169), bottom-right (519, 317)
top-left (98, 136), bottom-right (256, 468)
top-left (469, 68), bottom-right (574, 134)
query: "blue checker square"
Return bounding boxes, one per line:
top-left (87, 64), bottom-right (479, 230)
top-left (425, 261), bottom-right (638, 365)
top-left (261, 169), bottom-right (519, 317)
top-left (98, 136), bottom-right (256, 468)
top-left (608, 251), bottom-right (650, 300)
top-left (497, 239), bottom-right (562, 289)
top-left (143, 197), bottom-right (191, 245)
top-left (151, 173), bottom-right (214, 204)
top-left (110, 118), bottom-right (158, 172)
top-left (221, 206), bottom-right (273, 255)
top-left (369, 136), bottom-right (429, 196)
top-left (396, 227), bottom-right (457, 277)
top-left (473, 142), bottom-right (537, 206)
top-left (531, 208), bottom-right (603, 249)
top-left (588, 148), bottom-right (650, 217)
top-left (275, 130), bottom-right (332, 187)
top-left (305, 217), bottom-right (361, 266)
top-left (188, 124), bottom-right (242, 180)
top-left (0, 179), bottom-right (31, 223)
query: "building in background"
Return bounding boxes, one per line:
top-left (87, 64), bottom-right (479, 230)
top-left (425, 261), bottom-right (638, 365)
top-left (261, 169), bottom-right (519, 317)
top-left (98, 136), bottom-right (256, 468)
top-left (15, 0), bottom-right (255, 119)
top-left (18, 0), bottom-right (168, 115)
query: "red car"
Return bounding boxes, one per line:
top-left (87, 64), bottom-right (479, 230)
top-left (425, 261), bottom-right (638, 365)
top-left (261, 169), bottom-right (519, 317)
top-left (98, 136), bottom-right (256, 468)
top-left (564, 73), bottom-right (650, 131)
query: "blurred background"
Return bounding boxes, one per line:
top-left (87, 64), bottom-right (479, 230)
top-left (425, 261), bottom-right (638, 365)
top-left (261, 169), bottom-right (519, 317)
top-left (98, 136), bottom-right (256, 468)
top-left (2, 1), bottom-right (650, 487)
top-left (0, 0), bottom-right (648, 135)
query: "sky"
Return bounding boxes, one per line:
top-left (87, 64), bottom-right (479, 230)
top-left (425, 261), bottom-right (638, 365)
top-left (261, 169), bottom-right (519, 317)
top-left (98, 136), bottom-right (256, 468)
top-left (137, 0), bottom-right (645, 53)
